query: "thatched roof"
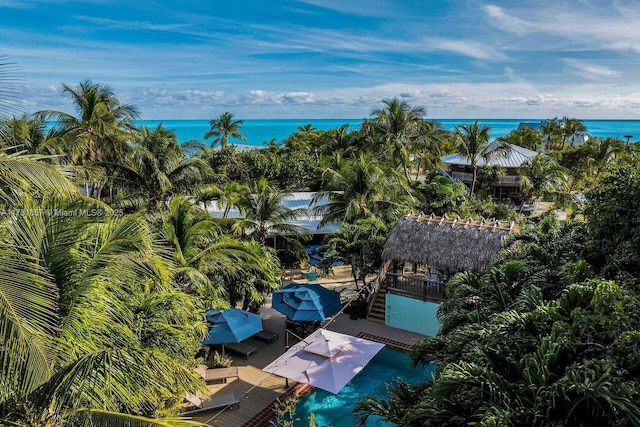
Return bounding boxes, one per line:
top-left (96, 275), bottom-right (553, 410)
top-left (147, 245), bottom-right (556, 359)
top-left (382, 213), bottom-right (519, 272)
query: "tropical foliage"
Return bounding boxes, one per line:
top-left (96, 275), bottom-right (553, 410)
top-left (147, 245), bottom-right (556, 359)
top-left (2, 71), bottom-right (638, 427)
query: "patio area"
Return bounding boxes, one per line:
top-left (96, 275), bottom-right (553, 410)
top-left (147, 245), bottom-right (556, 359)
top-left (186, 266), bottom-right (427, 426)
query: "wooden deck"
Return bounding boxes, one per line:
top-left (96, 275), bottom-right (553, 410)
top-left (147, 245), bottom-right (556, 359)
top-left (185, 313), bottom-right (427, 426)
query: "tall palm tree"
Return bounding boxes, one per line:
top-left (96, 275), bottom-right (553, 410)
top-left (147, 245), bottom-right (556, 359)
top-left (40, 80), bottom-right (139, 198)
top-left (540, 118), bottom-right (563, 151)
top-left (412, 120), bottom-right (449, 179)
top-left (370, 98), bottom-right (425, 181)
top-left (160, 196), bottom-right (272, 309)
top-left (317, 124), bottom-right (354, 157)
top-left (583, 137), bottom-right (624, 187)
top-left (454, 121), bottom-right (510, 197)
top-left (561, 117), bottom-right (588, 147)
top-left (215, 181), bottom-right (251, 218)
top-left (312, 153), bottom-right (414, 227)
top-left (205, 112), bottom-right (247, 149)
top-left (113, 124), bottom-right (210, 208)
top-left (43, 80), bottom-right (139, 165)
top-left (233, 177), bottom-right (309, 246)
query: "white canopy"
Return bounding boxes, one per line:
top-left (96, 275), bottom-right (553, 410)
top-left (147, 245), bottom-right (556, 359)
top-left (263, 328), bottom-right (385, 394)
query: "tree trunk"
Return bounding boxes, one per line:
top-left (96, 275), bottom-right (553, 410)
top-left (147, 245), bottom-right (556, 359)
top-left (470, 166), bottom-right (478, 197)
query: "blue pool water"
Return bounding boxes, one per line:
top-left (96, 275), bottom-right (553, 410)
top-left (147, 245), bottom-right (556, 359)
top-left (293, 347), bottom-right (435, 427)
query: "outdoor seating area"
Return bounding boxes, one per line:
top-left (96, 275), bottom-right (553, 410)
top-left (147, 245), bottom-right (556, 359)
top-left (195, 365), bottom-right (240, 384)
top-left (181, 270), bottom-right (427, 425)
top-left (224, 342), bottom-right (259, 359)
top-left (252, 329), bottom-right (279, 343)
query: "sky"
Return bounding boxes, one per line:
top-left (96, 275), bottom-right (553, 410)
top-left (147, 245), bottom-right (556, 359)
top-left (2, 0), bottom-right (640, 120)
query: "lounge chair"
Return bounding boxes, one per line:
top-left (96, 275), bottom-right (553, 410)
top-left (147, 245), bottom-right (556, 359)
top-left (225, 342), bottom-right (258, 359)
top-left (182, 391), bottom-right (240, 415)
top-left (253, 329), bottom-right (279, 343)
top-left (194, 365), bottom-right (240, 383)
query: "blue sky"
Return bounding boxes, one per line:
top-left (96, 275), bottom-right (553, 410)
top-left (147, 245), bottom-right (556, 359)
top-left (2, 0), bottom-right (640, 119)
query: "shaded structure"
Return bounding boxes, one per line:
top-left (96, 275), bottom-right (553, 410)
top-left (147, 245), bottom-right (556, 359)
top-left (203, 309), bottom-right (263, 355)
top-left (382, 213), bottom-right (518, 273)
top-left (368, 213), bottom-right (519, 321)
top-left (262, 328), bottom-right (385, 394)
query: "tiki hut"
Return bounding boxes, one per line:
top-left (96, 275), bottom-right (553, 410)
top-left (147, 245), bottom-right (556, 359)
top-left (382, 213), bottom-right (519, 273)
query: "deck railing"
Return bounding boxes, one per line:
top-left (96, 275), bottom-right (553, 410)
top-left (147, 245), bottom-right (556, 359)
top-left (450, 171), bottom-right (520, 185)
top-left (383, 272), bottom-right (446, 302)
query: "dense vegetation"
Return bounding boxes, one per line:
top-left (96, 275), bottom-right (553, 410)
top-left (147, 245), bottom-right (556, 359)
top-left (0, 76), bottom-right (637, 426)
top-left (355, 159), bottom-right (640, 425)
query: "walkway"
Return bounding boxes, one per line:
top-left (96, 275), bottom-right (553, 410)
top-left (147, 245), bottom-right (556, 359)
top-left (187, 266), bottom-right (427, 426)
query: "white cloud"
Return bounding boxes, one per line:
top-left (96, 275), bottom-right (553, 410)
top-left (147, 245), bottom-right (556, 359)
top-left (483, 5), bottom-right (536, 36)
top-left (563, 59), bottom-right (622, 80)
top-left (427, 38), bottom-right (508, 61)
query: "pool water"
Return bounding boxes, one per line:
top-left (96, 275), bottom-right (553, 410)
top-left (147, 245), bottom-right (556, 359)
top-left (293, 347), bottom-right (435, 427)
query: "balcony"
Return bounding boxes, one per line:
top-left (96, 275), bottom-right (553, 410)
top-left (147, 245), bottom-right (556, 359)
top-left (450, 171), bottom-right (520, 186)
top-left (383, 272), bottom-right (445, 303)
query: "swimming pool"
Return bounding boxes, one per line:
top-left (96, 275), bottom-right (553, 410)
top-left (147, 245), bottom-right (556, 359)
top-left (293, 347), bottom-right (435, 427)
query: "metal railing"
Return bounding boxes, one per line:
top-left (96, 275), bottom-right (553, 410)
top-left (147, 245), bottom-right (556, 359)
top-left (383, 272), bottom-right (446, 302)
top-left (450, 171), bottom-right (520, 185)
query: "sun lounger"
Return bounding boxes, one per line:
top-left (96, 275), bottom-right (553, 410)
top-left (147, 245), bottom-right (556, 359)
top-left (253, 329), bottom-right (279, 343)
top-left (183, 391), bottom-right (240, 415)
top-left (225, 342), bottom-right (258, 359)
top-left (194, 366), bottom-right (239, 383)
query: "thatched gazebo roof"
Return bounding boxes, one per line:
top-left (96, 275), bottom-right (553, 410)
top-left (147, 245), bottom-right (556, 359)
top-left (382, 213), bottom-right (519, 272)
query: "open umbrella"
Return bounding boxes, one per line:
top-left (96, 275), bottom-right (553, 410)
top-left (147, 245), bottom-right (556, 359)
top-left (262, 328), bottom-right (385, 394)
top-left (202, 308), bottom-right (263, 346)
top-left (271, 282), bottom-right (341, 322)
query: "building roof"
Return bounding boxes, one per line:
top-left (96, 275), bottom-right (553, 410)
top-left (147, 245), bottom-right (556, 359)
top-left (382, 213), bottom-right (518, 272)
top-left (517, 121), bottom-right (543, 131)
top-left (441, 143), bottom-right (538, 169)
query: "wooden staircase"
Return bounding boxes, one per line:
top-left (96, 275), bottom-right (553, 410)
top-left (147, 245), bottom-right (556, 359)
top-left (367, 282), bottom-right (387, 324)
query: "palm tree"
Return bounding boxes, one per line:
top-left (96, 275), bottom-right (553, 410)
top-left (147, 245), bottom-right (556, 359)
top-left (233, 177), bottom-right (309, 246)
top-left (43, 80), bottom-right (139, 165)
top-left (454, 121), bottom-right (510, 197)
top-left (583, 137), bottom-right (624, 187)
top-left (0, 113), bottom-right (64, 157)
top-left (369, 98), bottom-right (425, 181)
top-left (540, 118), bottom-right (563, 151)
top-left (561, 117), bottom-right (588, 147)
top-left (113, 124), bottom-right (210, 208)
top-left (205, 112), bottom-right (247, 149)
top-left (317, 124), bottom-right (354, 157)
top-left (0, 194), bottom-right (207, 425)
top-left (160, 196), bottom-right (272, 309)
top-left (215, 181), bottom-right (251, 218)
top-left (496, 126), bottom-right (543, 151)
top-left (40, 80), bottom-right (139, 198)
top-left (412, 120), bottom-right (449, 179)
top-left (517, 154), bottom-right (569, 210)
top-left (312, 153), bottom-right (414, 227)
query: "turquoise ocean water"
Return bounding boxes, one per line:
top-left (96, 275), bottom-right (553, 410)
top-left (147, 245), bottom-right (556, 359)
top-left (136, 118), bottom-right (640, 148)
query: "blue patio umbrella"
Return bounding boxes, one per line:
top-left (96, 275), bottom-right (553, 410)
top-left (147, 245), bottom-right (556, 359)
top-left (202, 308), bottom-right (263, 346)
top-left (271, 282), bottom-right (342, 322)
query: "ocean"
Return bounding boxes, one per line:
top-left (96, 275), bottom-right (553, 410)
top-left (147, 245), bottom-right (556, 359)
top-left (136, 118), bottom-right (640, 148)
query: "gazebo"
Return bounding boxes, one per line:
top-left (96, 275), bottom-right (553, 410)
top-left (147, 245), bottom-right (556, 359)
top-left (371, 213), bottom-right (519, 308)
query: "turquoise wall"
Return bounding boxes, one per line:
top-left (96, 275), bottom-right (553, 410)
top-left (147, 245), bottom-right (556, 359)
top-left (385, 294), bottom-right (441, 336)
